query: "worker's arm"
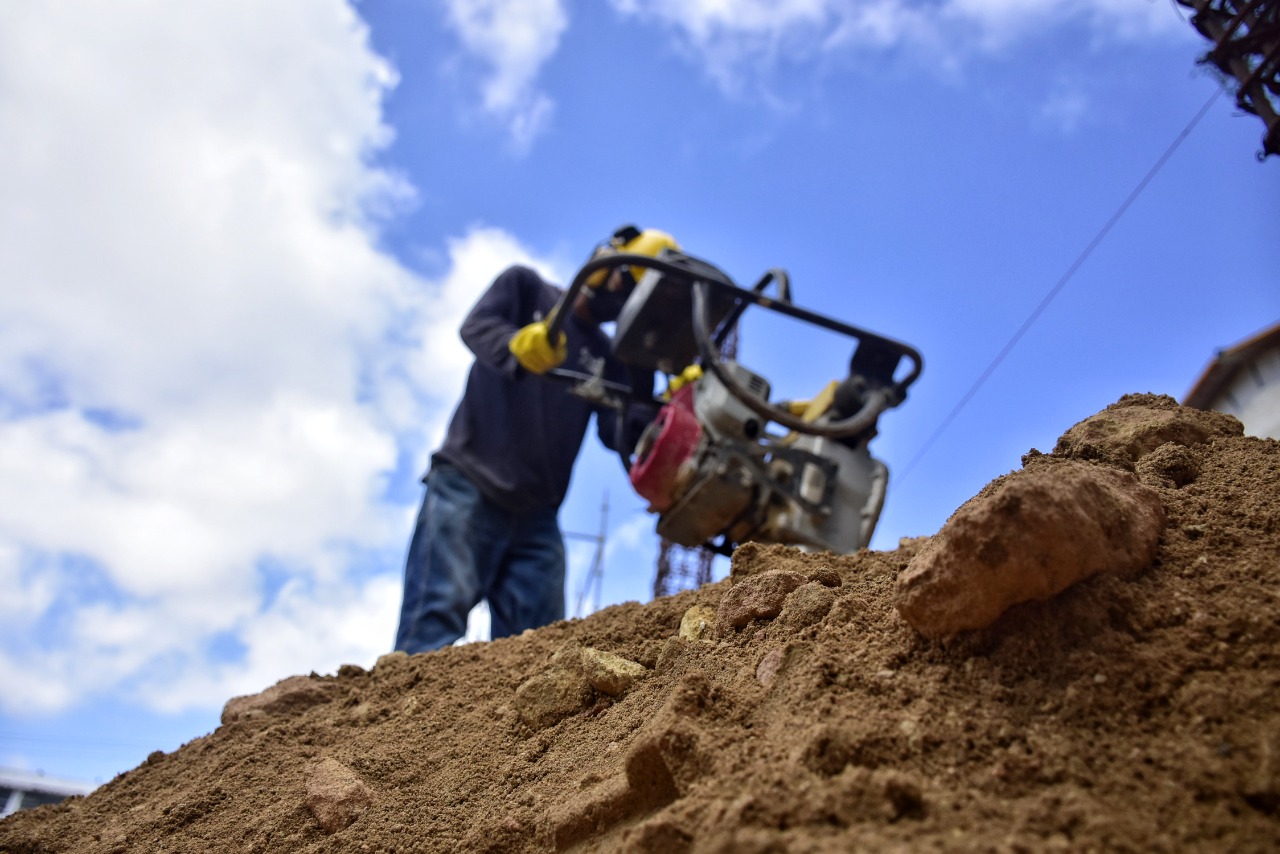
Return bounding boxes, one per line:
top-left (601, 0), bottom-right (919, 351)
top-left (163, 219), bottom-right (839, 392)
top-left (459, 266), bottom-right (558, 378)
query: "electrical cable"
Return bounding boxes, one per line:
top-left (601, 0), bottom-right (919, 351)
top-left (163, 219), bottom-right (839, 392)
top-left (896, 87), bottom-right (1223, 485)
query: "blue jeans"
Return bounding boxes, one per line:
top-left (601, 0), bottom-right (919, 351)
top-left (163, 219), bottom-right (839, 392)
top-left (394, 462), bottom-right (566, 654)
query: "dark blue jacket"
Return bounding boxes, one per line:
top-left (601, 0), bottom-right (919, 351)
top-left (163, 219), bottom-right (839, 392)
top-left (431, 266), bottom-right (651, 514)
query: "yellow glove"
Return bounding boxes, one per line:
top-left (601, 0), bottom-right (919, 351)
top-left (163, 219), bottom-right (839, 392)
top-left (779, 380), bottom-right (841, 447)
top-left (508, 322), bottom-right (567, 374)
top-left (663, 364), bottom-right (703, 399)
top-left (785, 380), bottom-right (840, 421)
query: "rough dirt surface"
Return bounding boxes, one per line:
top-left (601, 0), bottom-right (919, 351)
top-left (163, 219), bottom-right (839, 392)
top-left (2, 393), bottom-right (1278, 853)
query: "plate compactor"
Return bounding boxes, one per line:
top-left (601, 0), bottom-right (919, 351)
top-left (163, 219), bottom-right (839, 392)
top-left (543, 248), bottom-right (922, 556)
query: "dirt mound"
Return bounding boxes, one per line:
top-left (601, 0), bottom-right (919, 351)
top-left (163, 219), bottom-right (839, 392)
top-left (3, 393), bottom-right (1278, 853)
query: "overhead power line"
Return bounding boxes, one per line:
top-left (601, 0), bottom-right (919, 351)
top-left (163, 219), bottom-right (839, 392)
top-left (898, 88), bottom-right (1222, 484)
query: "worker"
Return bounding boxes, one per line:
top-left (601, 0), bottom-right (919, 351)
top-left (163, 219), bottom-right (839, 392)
top-left (393, 226), bottom-right (679, 654)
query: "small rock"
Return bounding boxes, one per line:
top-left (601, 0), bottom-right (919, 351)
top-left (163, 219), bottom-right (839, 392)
top-left (306, 758), bottom-right (373, 834)
top-left (578, 647), bottom-right (649, 696)
top-left (514, 667), bottom-right (593, 730)
top-left (679, 605), bottom-right (717, 640)
top-left (716, 570), bottom-right (807, 630)
top-left (756, 648), bottom-right (785, 688)
top-left (654, 636), bottom-right (687, 673)
top-left (551, 645), bottom-right (649, 695)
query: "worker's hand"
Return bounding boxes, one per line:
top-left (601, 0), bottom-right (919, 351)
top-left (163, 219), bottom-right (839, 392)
top-left (663, 364), bottom-right (703, 399)
top-left (508, 321), bottom-right (567, 374)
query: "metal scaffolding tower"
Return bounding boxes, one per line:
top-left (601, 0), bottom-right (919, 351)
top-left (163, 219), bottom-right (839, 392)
top-left (567, 493), bottom-right (608, 618)
top-left (1177, 0), bottom-right (1280, 158)
top-left (653, 536), bottom-right (715, 598)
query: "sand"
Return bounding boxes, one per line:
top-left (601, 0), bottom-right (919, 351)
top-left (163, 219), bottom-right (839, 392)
top-left (2, 393), bottom-right (1277, 853)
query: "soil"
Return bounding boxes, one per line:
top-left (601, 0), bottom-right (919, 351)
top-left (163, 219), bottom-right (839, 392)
top-left (2, 393), bottom-right (1278, 853)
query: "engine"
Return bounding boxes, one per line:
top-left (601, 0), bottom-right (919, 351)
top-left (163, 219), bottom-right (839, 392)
top-left (629, 362), bottom-right (889, 554)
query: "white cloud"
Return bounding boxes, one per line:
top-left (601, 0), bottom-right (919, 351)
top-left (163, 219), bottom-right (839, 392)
top-left (142, 573), bottom-right (403, 713)
top-left (1038, 78), bottom-right (1092, 132)
top-left (411, 226), bottom-right (565, 399)
top-left (610, 0), bottom-right (1186, 94)
top-left (434, 0), bottom-right (1184, 142)
top-left (442, 0), bottom-right (568, 151)
top-left (612, 0), bottom-right (830, 38)
top-left (610, 0), bottom-right (833, 95)
top-left (600, 510), bottom-right (661, 605)
top-left (0, 3), bottom-right (414, 416)
top-left (0, 2), bottom-right (560, 717)
top-left (0, 544), bottom-right (56, 628)
top-left (939, 0), bottom-right (1179, 45)
top-left (606, 512), bottom-right (658, 560)
top-left (0, 403), bottom-right (396, 602)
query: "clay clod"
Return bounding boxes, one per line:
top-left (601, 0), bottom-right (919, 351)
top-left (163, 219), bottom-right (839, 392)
top-left (577, 647), bottom-right (650, 696)
top-left (894, 460), bottom-right (1165, 638)
top-left (717, 569), bottom-right (807, 630)
top-left (1052, 393), bottom-right (1241, 468)
top-left (777, 581), bottom-right (836, 630)
top-left (514, 667), bottom-right (593, 730)
top-left (221, 674), bottom-right (335, 725)
top-left (305, 758), bottom-right (373, 834)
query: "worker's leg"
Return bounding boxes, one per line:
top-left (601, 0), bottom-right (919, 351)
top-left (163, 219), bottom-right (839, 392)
top-left (394, 463), bottom-right (493, 654)
top-left (486, 508), bottom-right (565, 640)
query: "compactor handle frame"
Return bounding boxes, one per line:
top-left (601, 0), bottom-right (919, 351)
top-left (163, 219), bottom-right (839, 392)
top-left (544, 252), bottom-right (924, 440)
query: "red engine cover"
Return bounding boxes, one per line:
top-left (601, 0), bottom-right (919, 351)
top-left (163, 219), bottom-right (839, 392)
top-left (629, 385), bottom-right (701, 512)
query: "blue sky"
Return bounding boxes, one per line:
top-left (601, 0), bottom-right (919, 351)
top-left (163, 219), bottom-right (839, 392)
top-left (1, 1), bottom-right (1276, 786)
